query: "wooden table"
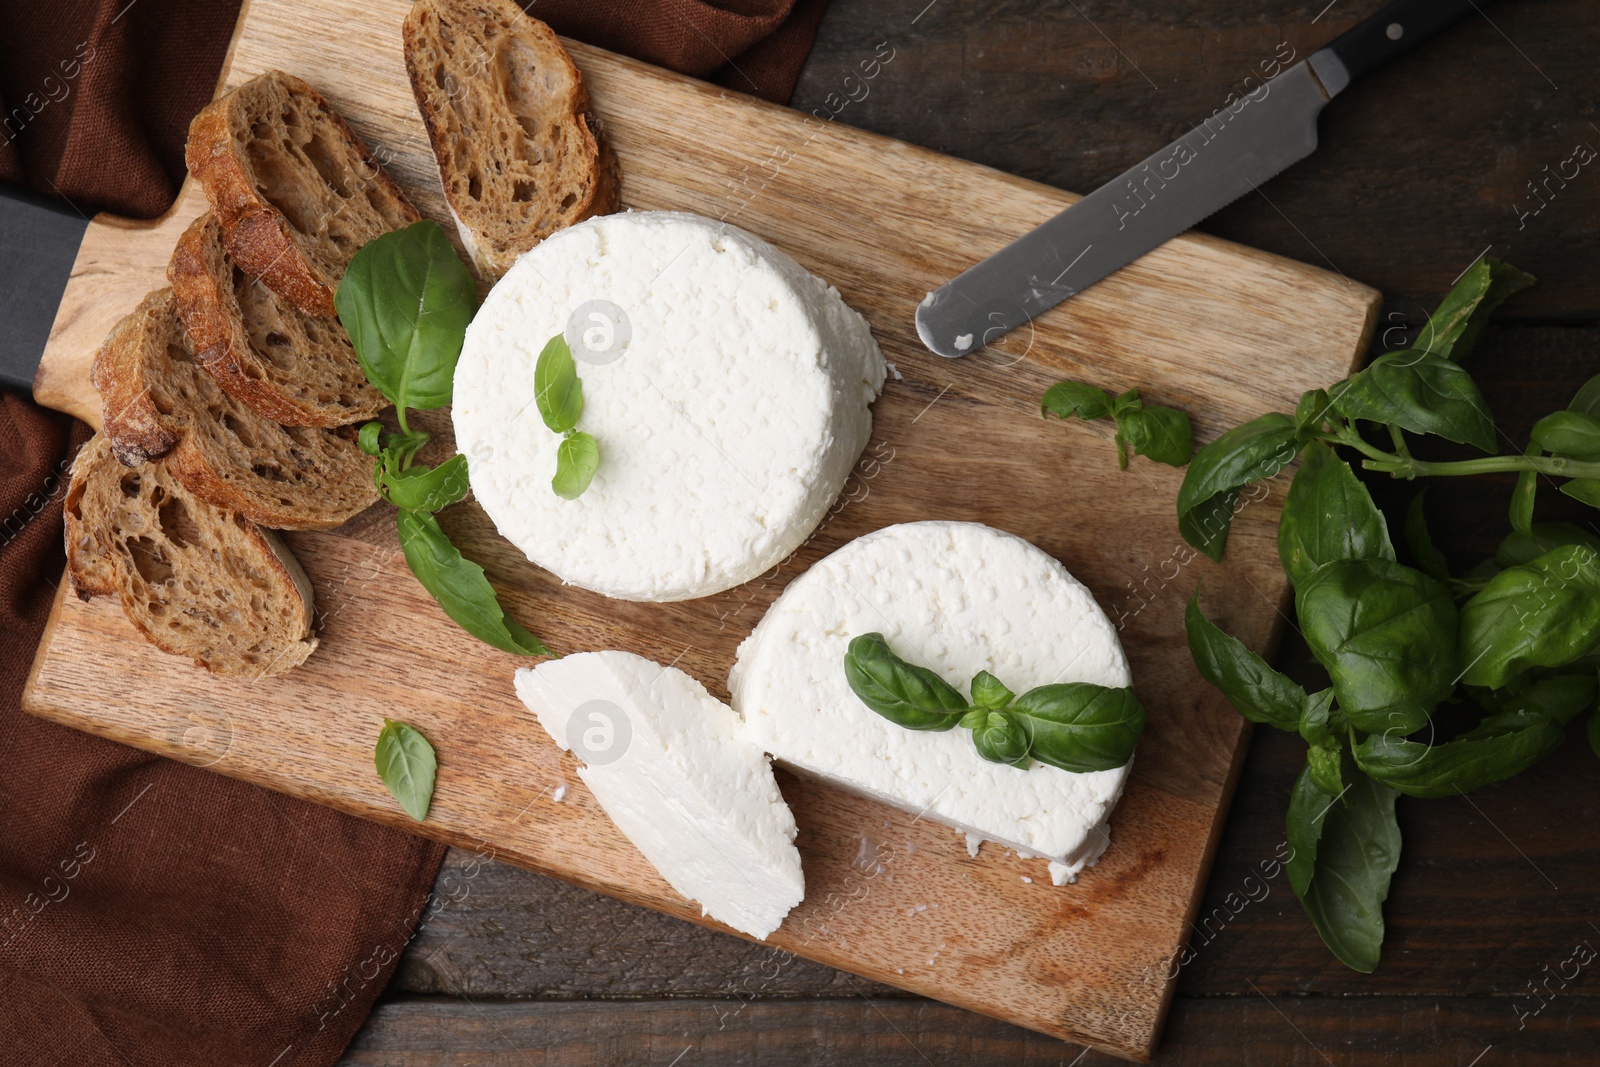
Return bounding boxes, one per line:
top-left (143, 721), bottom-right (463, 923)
top-left (339, 1), bottom-right (1600, 1062)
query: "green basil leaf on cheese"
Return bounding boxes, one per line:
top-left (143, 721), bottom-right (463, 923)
top-left (1295, 558), bottom-right (1457, 733)
top-left (1458, 543), bottom-right (1600, 689)
top-left (552, 431), bottom-right (600, 500)
top-left (1010, 683), bottom-right (1145, 773)
top-left (375, 719), bottom-right (438, 822)
top-left (843, 633), bottom-right (967, 731)
top-left (1495, 522), bottom-right (1600, 568)
top-left (1177, 412), bottom-right (1301, 561)
top-left (1185, 592), bottom-right (1305, 731)
top-left (1041, 380), bottom-right (1112, 422)
top-left (535, 333), bottom-right (584, 434)
top-left (1414, 256), bottom-right (1534, 361)
top-left (970, 711), bottom-right (1031, 767)
top-left (381, 453), bottom-right (471, 513)
top-left (1120, 403), bottom-right (1194, 467)
top-left (1328, 350), bottom-right (1496, 451)
top-left (1531, 410), bottom-right (1600, 460)
top-left (396, 509), bottom-right (551, 656)
top-left (1284, 766), bottom-right (1401, 974)
top-left (1404, 490), bottom-right (1450, 581)
top-left (335, 220), bottom-right (477, 411)
top-left (970, 670), bottom-right (1015, 709)
top-left (1352, 716), bottom-right (1563, 798)
top-left (1277, 441), bottom-right (1395, 586)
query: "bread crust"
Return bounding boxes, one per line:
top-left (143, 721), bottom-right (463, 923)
top-left (185, 70), bottom-right (422, 316)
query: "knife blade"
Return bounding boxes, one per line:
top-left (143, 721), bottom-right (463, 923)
top-left (0, 184), bottom-right (89, 393)
top-left (916, 0), bottom-right (1486, 358)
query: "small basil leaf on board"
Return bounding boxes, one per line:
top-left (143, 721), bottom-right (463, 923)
top-left (1560, 479), bottom-right (1600, 507)
top-left (1185, 593), bottom-right (1305, 731)
top-left (970, 671), bottom-right (1015, 709)
top-left (381, 453), bottom-right (471, 512)
top-left (1531, 410), bottom-right (1600, 460)
top-left (1352, 717), bottom-right (1563, 798)
top-left (396, 509), bottom-right (552, 656)
top-left (1305, 737), bottom-right (1345, 797)
top-left (375, 719), bottom-right (438, 822)
top-left (1458, 543), bottom-right (1600, 689)
top-left (843, 633), bottom-right (968, 731)
top-left (1569, 373), bottom-right (1600, 417)
top-left (1404, 490), bottom-right (1450, 581)
top-left (1496, 522), bottom-right (1600, 568)
top-left (335, 220), bottom-right (477, 411)
top-left (535, 334), bottom-right (584, 434)
top-left (1285, 766), bottom-right (1401, 974)
top-left (1177, 412), bottom-right (1302, 561)
top-left (1120, 404), bottom-right (1194, 467)
top-left (358, 421), bottom-right (384, 456)
top-left (552, 431), bottom-right (600, 500)
top-left (1296, 558), bottom-right (1458, 733)
top-left (1294, 388), bottom-right (1334, 437)
top-left (1041, 381), bottom-right (1112, 422)
top-left (1277, 441), bottom-right (1395, 586)
top-left (1415, 257), bottom-right (1535, 361)
top-left (971, 711), bottom-right (1031, 767)
top-left (1010, 683), bottom-right (1145, 773)
top-left (1329, 350), bottom-right (1496, 451)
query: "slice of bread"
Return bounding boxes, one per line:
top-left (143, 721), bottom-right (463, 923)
top-left (186, 70), bottom-right (422, 317)
top-left (92, 288), bottom-right (380, 531)
top-left (402, 0), bottom-right (620, 280)
top-left (65, 432), bottom-right (318, 677)
top-left (168, 212), bottom-right (387, 428)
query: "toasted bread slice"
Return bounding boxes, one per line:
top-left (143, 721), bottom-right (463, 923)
top-left (92, 288), bottom-right (379, 531)
top-left (168, 212), bottom-right (387, 428)
top-left (186, 70), bottom-right (422, 316)
top-left (402, 0), bottom-right (620, 280)
top-left (65, 432), bottom-right (318, 677)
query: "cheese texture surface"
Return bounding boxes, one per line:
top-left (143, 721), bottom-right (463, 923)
top-left (455, 211), bottom-right (886, 602)
top-left (730, 521), bottom-right (1134, 884)
top-left (516, 651), bottom-right (804, 939)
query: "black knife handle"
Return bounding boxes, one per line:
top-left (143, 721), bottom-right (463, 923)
top-left (1309, 0), bottom-right (1483, 97)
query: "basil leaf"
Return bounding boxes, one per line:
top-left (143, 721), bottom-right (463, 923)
top-left (553, 431), bottom-right (600, 500)
top-left (396, 509), bottom-right (551, 656)
top-left (1185, 592), bottom-right (1305, 731)
top-left (535, 334), bottom-right (584, 434)
top-left (1120, 404), bottom-right (1193, 467)
top-left (1177, 412), bottom-right (1301, 561)
top-left (358, 421), bottom-right (384, 456)
top-left (1352, 717), bottom-right (1563, 798)
top-left (1010, 683), bottom-right (1145, 772)
top-left (381, 453), bottom-right (471, 513)
top-left (1329, 350), bottom-right (1496, 451)
top-left (1294, 388), bottom-right (1334, 437)
top-left (1510, 455), bottom-right (1538, 535)
top-left (1560, 479), bottom-right (1600, 507)
top-left (970, 671), bottom-right (1015, 709)
top-left (1299, 687), bottom-right (1336, 745)
top-left (1496, 522), bottom-right (1600, 568)
top-left (1531, 410), bottom-right (1600, 460)
top-left (1278, 441), bottom-right (1395, 586)
top-left (1306, 737), bottom-right (1345, 796)
top-left (971, 711), bottom-right (1031, 767)
top-left (1111, 388), bottom-right (1142, 416)
top-left (1041, 381), bottom-right (1112, 422)
top-left (1404, 490), bottom-right (1450, 581)
top-left (1487, 670), bottom-right (1598, 726)
top-left (1458, 543), bottom-right (1600, 688)
top-left (375, 719), bottom-right (438, 822)
top-left (1285, 766), bottom-right (1401, 973)
top-left (843, 633), bottom-right (967, 731)
top-left (1415, 256), bottom-right (1534, 361)
top-left (1570, 374), bottom-right (1600, 416)
top-left (1296, 558), bottom-right (1458, 733)
top-left (335, 220), bottom-right (476, 411)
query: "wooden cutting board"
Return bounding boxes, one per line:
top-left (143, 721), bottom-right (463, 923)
top-left (22, 0), bottom-right (1380, 1059)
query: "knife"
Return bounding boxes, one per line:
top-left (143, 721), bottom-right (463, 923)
top-left (916, 0), bottom-right (1486, 358)
top-left (0, 184), bottom-right (89, 393)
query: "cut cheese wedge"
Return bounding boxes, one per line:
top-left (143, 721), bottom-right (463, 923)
top-left (515, 651), bottom-right (804, 939)
top-left (730, 521), bottom-right (1134, 885)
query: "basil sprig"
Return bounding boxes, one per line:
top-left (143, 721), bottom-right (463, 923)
top-left (375, 719), bottom-right (438, 822)
top-left (1178, 256), bottom-right (1600, 974)
top-left (535, 334), bottom-right (600, 499)
top-left (843, 633), bottom-right (1145, 773)
top-left (338, 220), bottom-right (551, 658)
top-left (1042, 381), bottom-right (1193, 469)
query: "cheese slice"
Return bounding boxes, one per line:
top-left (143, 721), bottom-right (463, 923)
top-left (730, 521), bottom-right (1134, 885)
top-left (455, 210), bottom-right (886, 602)
top-left (515, 651), bottom-right (804, 939)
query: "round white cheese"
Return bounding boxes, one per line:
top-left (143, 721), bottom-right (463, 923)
top-left (454, 211), bottom-right (886, 602)
top-left (729, 521), bottom-right (1134, 884)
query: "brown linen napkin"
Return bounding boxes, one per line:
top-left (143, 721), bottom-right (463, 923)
top-left (0, 1), bottom-right (829, 1065)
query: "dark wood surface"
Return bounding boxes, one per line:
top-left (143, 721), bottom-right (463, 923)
top-left (345, 0), bottom-right (1600, 1061)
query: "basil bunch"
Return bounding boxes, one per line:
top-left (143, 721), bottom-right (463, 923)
top-left (1182, 257), bottom-right (1600, 973)
top-left (336, 220), bottom-right (551, 658)
top-left (843, 632), bottom-right (1145, 772)
top-left (533, 334), bottom-right (600, 499)
top-left (1042, 381), bottom-right (1193, 469)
